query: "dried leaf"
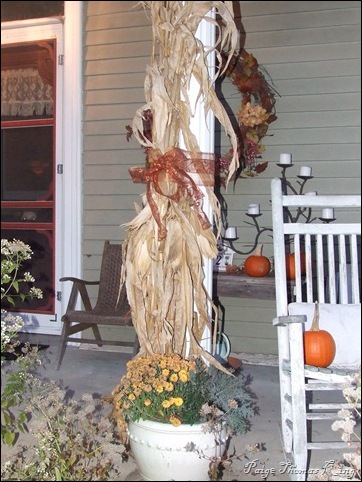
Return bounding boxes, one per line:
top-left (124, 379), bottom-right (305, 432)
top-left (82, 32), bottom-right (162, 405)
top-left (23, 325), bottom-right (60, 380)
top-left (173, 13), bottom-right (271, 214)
top-left (125, 125), bottom-right (133, 142)
top-left (255, 161), bottom-right (269, 174)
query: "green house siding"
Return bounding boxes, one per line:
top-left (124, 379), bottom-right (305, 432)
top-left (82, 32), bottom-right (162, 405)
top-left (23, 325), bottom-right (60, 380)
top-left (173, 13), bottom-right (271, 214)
top-left (82, 1), bottom-right (361, 356)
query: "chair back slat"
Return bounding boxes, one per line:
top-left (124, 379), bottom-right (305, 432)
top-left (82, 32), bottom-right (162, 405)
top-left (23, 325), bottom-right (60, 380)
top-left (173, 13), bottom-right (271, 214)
top-left (351, 235), bottom-right (360, 303)
top-left (293, 234), bottom-right (301, 300)
top-left (304, 234), bottom-right (313, 301)
top-left (327, 234), bottom-right (337, 303)
top-left (285, 224), bottom-right (359, 235)
top-left (315, 234), bottom-right (325, 303)
top-left (338, 235), bottom-right (348, 303)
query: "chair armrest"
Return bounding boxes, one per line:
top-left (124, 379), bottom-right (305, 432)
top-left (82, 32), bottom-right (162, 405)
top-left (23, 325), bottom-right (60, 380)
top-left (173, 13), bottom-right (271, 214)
top-left (60, 277), bottom-right (100, 311)
top-left (60, 276), bottom-right (100, 286)
top-left (273, 314), bottom-right (307, 327)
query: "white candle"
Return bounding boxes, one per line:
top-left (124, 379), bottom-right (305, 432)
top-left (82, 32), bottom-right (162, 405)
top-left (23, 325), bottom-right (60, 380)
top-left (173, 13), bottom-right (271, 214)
top-left (279, 153), bottom-right (292, 165)
top-left (248, 203), bottom-right (260, 215)
top-left (299, 166), bottom-right (312, 177)
top-left (322, 208), bottom-right (334, 219)
top-left (305, 191), bottom-right (317, 196)
top-left (225, 227), bottom-right (237, 239)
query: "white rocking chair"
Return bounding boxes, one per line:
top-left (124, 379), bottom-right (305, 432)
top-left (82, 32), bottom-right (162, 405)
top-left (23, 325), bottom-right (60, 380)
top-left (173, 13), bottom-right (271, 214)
top-left (271, 177), bottom-right (361, 481)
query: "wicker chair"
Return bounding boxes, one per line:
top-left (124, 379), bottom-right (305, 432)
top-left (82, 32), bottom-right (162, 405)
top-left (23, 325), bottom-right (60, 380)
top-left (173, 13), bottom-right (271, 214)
top-left (57, 241), bottom-right (138, 369)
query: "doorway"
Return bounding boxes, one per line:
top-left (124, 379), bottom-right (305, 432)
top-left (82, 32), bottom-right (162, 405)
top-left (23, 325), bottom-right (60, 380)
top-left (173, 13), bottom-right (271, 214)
top-left (1, 24), bottom-right (64, 334)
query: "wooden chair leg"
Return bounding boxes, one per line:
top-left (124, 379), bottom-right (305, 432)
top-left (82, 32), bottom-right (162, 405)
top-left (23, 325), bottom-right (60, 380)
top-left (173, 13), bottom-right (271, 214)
top-left (291, 451), bottom-right (308, 482)
top-left (91, 325), bottom-right (103, 347)
top-left (57, 320), bottom-right (69, 370)
top-left (279, 370), bottom-right (293, 454)
top-left (289, 322), bottom-right (308, 481)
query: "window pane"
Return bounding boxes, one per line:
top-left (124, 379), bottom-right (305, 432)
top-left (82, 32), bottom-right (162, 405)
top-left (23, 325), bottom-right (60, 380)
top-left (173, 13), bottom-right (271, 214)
top-left (2, 43), bottom-right (55, 120)
top-left (1, 1), bottom-right (64, 22)
top-left (2, 207), bottom-right (53, 223)
top-left (1, 126), bottom-right (54, 201)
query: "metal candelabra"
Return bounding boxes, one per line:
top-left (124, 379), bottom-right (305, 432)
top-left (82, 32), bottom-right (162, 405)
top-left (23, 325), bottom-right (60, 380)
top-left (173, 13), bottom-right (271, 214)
top-left (223, 213), bottom-right (273, 256)
top-left (222, 158), bottom-right (335, 256)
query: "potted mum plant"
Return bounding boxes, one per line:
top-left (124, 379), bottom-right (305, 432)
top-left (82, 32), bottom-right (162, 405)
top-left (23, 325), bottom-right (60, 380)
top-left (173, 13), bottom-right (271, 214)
top-left (110, 2), bottom-right (255, 480)
top-left (110, 353), bottom-right (255, 481)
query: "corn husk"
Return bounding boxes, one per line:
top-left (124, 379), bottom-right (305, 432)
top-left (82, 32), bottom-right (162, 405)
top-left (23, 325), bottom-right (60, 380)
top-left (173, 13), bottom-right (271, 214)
top-left (122, 1), bottom-right (239, 371)
top-left (132, 1), bottom-right (239, 177)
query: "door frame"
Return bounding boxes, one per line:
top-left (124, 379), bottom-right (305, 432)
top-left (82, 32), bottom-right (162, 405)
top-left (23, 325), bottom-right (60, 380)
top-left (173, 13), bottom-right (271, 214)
top-left (1, 2), bottom-right (82, 335)
top-left (60, 1), bottom-right (83, 331)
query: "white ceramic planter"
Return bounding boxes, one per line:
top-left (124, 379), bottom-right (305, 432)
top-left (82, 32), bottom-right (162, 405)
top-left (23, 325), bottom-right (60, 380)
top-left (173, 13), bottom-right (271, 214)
top-left (128, 419), bottom-right (228, 481)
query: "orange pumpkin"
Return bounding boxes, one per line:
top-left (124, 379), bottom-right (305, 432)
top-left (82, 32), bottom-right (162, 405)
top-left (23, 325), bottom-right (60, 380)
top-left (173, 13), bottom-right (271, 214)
top-left (286, 252), bottom-right (306, 280)
top-left (244, 244), bottom-right (271, 278)
top-left (303, 302), bottom-right (336, 367)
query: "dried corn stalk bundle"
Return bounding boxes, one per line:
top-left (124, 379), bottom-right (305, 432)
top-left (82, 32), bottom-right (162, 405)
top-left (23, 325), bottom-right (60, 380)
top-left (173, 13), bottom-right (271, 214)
top-left (122, 1), bottom-right (239, 366)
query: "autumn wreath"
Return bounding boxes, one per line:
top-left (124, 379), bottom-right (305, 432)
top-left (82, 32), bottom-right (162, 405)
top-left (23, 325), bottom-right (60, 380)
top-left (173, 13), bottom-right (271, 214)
top-left (217, 49), bottom-right (278, 187)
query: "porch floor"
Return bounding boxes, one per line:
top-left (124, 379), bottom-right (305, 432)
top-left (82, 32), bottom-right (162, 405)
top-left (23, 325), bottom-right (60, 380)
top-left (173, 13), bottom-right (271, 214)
top-left (2, 333), bottom-right (349, 481)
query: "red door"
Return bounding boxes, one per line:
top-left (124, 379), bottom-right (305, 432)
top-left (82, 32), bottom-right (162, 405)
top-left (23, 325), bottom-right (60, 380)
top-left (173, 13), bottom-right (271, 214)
top-left (1, 36), bottom-right (62, 334)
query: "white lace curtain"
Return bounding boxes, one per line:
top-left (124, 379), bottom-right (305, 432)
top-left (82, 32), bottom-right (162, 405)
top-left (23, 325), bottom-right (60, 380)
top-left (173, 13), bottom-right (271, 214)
top-left (1, 68), bottom-right (53, 117)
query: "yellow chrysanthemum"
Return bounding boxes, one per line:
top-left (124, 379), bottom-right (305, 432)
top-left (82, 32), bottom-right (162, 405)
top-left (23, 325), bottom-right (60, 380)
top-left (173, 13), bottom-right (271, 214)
top-left (169, 373), bottom-right (178, 382)
top-left (169, 415), bottom-right (182, 427)
top-left (188, 360), bottom-right (196, 371)
top-left (179, 371), bottom-right (188, 383)
top-left (170, 360), bottom-right (181, 372)
top-left (159, 358), bottom-right (167, 369)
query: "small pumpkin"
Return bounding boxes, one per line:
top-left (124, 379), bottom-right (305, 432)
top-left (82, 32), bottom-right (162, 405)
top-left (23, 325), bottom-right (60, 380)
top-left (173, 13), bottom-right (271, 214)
top-left (286, 252), bottom-right (306, 280)
top-left (244, 244), bottom-right (271, 277)
top-left (303, 301), bottom-right (336, 367)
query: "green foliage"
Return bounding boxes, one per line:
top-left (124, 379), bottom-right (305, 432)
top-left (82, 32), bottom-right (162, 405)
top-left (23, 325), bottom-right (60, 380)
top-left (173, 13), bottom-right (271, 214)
top-left (1, 357), bottom-right (32, 446)
top-left (206, 364), bottom-right (256, 435)
top-left (1, 238), bottom-right (43, 447)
